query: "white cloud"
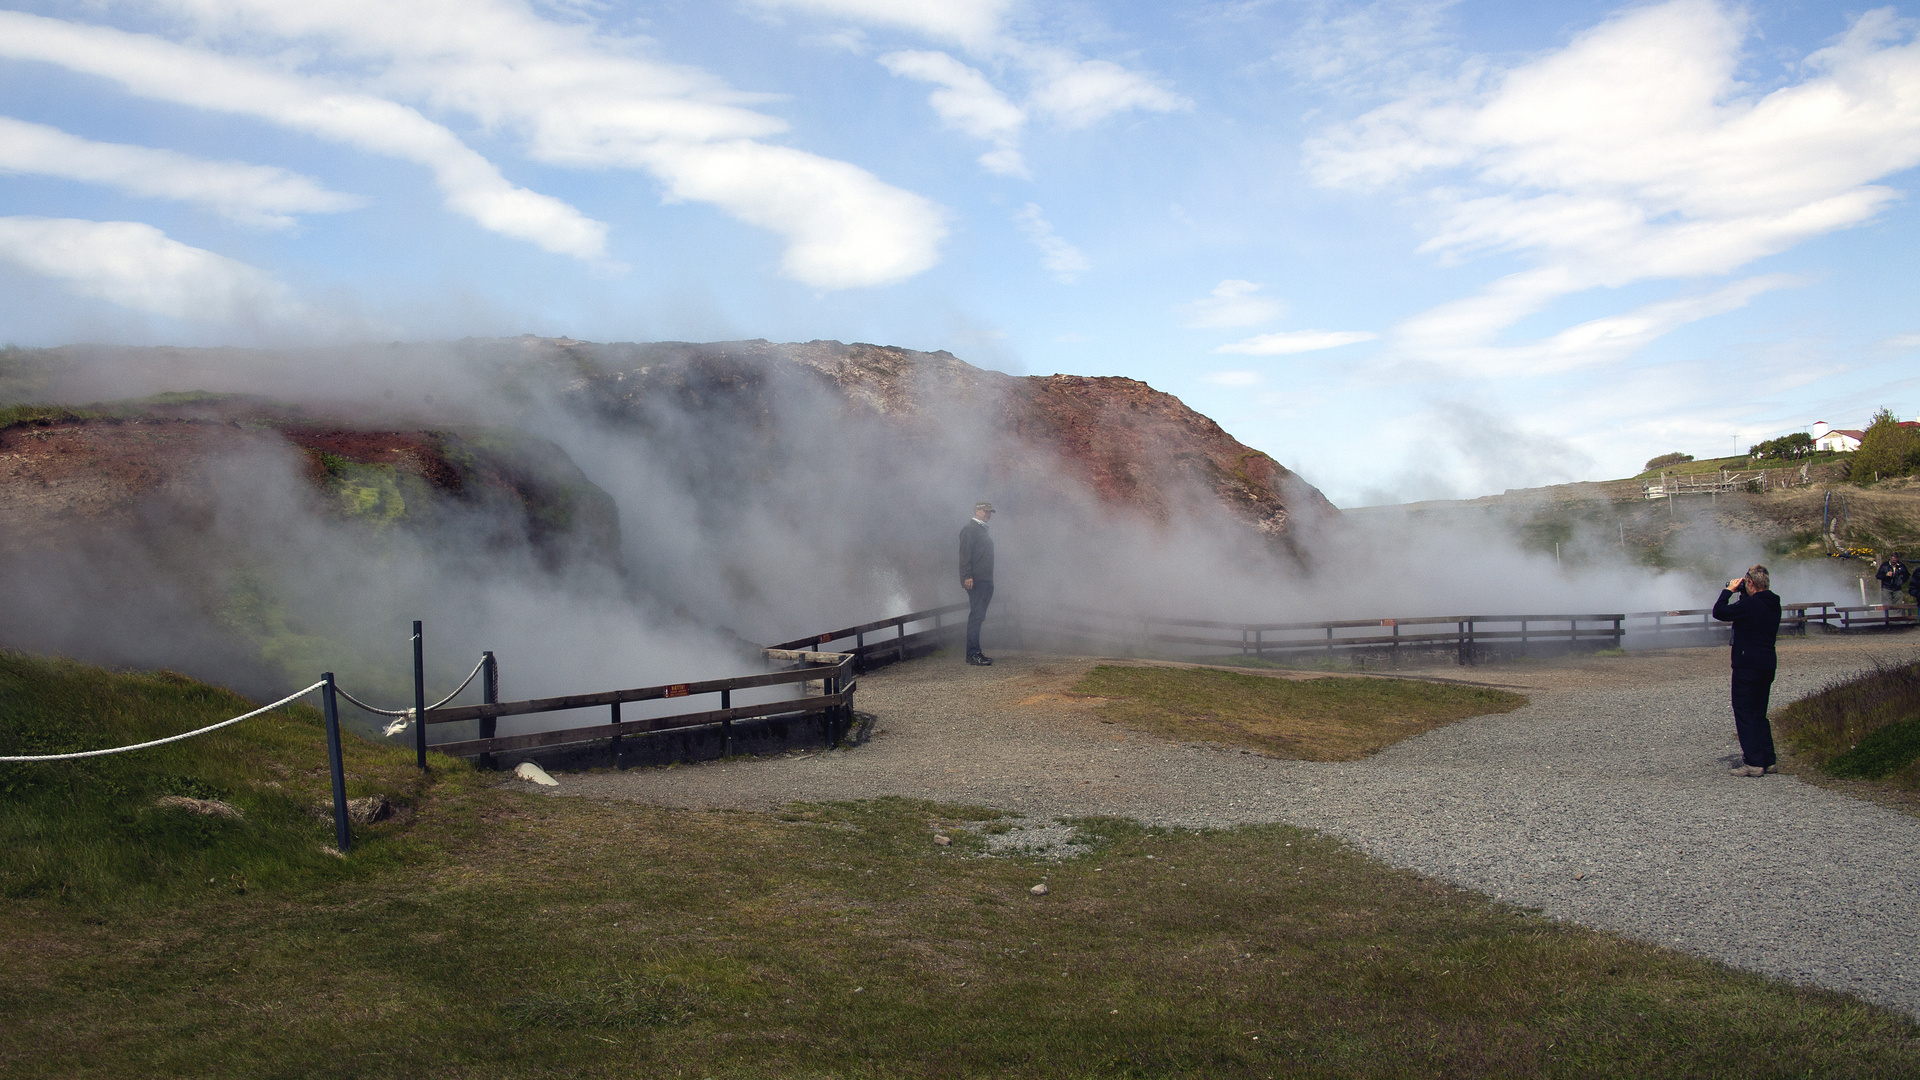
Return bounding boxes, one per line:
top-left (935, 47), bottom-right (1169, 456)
top-left (1019, 47), bottom-right (1191, 128)
top-left (1202, 370), bottom-right (1264, 387)
top-left (1308, 0), bottom-right (1920, 364)
top-left (756, 0), bottom-right (1185, 162)
top-left (1012, 204), bottom-right (1088, 283)
top-left (880, 50), bottom-right (1027, 175)
top-left (641, 140), bottom-right (945, 288)
top-left (0, 10), bottom-right (609, 261)
top-left (1414, 275), bottom-right (1798, 377)
top-left (0, 115), bottom-right (361, 229)
top-left (0, 216), bottom-right (297, 323)
top-left (22, 1), bottom-right (951, 288)
top-left (1881, 333), bottom-right (1920, 350)
top-left (1216, 329), bottom-right (1378, 355)
top-left (1179, 279), bottom-right (1287, 329)
top-left (749, 0), bottom-right (1012, 50)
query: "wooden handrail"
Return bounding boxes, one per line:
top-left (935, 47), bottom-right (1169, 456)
top-left (425, 654), bottom-right (851, 725)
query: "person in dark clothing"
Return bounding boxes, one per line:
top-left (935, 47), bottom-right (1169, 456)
top-left (1876, 552), bottom-right (1910, 605)
top-left (1711, 564), bottom-right (1782, 777)
top-left (959, 502), bottom-right (995, 665)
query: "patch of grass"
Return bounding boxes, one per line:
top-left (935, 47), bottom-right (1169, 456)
top-left (1777, 656), bottom-right (1920, 790)
top-left (0, 403), bottom-right (95, 431)
top-left (1070, 665), bottom-right (1528, 761)
top-left (0, 651), bottom-right (465, 904)
top-left (4, 656), bottom-right (1918, 1078)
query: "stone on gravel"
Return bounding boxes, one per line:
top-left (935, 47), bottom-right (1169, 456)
top-left (515, 762), bottom-right (559, 786)
top-left (1030, 883), bottom-right (1049, 895)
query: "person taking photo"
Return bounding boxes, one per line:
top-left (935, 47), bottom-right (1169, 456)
top-left (1712, 564), bottom-right (1781, 778)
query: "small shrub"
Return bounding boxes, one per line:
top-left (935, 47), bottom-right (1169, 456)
top-left (1644, 451), bottom-right (1694, 471)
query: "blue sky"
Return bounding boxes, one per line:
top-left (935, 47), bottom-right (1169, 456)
top-left (1, 0), bottom-right (1917, 506)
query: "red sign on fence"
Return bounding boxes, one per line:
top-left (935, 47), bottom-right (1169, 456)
top-left (664, 684), bottom-right (690, 698)
top-left (1380, 619), bottom-right (1396, 626)
top-left (819, 633), bottom-right (834, 644)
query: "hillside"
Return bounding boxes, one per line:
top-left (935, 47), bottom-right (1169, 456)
top-left (0, 339), bottom-right (1336, 695)
top-left (1348, 465), bottom-right (1920, 580)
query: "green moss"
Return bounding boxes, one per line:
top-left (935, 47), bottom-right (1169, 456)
top-left (323, 460), bottom-right (408, 525)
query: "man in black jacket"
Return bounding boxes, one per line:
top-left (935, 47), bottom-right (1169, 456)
top-left (959, 502), bottom-right (995, 665)
top-left (1876, 552), bottom-right (1910, 605)
top-left (1711, 564), bottom-right (1781, 777)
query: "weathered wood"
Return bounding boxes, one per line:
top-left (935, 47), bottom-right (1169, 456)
top-left (766, 602), bottom-right (971, 651)
top-left (426, 656), bottom-right (850, 725)
top-left (430, 688), bottom-right (854, 757)
top-left (761, 649), bottom-right (852, 664)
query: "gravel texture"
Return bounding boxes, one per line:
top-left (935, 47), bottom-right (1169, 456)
top-left (552, 632), bottom-right (1920, 1017)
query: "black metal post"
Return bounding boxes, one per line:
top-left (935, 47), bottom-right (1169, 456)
top-left (321, 673), bottom-right (352, 854)
top-left (412, 621), bottom-right (428, 771)
top-left (479, 651), bottom-right (498, 771)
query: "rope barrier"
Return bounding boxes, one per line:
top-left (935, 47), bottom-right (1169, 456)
top-left (334, 655), bottom-right (489, 735)
top-left (0, 681), bottom-right (327, 763)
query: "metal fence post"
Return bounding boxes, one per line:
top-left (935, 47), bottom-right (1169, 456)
top-left (411, 621), bottom-right (428, 771)
top-left (321, 672), bottom-right (352, 854)
top-left (479, 651), bottom-right (498, 772)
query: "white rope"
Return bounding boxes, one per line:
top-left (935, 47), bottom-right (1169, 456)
top-left (335, 655), bottom-right (489, 734)
top-left (0, 680), bottom-right (326, 763)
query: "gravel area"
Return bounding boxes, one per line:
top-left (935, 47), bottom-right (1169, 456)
top-left (553, 632), bottom-right (1920, 1017)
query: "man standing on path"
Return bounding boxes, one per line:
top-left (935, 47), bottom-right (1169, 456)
top-left (1876, 551), bottom-right (1909, 605)
top-left (959, 502), bottom-right (995, 666)
top-left (1712, 564), bottom-right (1781, 777)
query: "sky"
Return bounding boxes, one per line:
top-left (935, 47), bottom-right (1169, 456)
top-left (1, 0), bottom-right (1917, 507)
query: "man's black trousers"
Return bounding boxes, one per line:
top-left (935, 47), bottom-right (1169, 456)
top-left (965, 580), bottom-right (994, 658)
top-left (1730, 666), bottom-right (1778, 768)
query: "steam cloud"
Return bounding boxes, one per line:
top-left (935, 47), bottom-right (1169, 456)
top-left (0, 339), bottom-right (1863, 725)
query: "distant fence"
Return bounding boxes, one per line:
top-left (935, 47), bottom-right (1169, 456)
top-left (1015, 601), bottom-right (1863, 667)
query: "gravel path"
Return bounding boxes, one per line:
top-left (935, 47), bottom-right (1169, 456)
top-left (556, 633), bottom-right (1920, 1017)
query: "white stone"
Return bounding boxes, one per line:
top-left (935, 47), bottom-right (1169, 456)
top-left (1030, 883), bottom-right (1049, 896)
top-left (514, 761), bottom-right (559, 786)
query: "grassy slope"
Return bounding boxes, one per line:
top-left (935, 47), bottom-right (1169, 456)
top-left (2, 653), bottom-right (1917, 1079)
top-left (1776, 657), bottom-right (1920, 793)
top-left (1070, 665), bottom-right (1529, 761)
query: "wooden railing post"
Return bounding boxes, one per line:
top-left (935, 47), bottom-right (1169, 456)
top-left (721, 689), bottom-right (733, 757)
top-left (611, 700), bottom-right (623, 769)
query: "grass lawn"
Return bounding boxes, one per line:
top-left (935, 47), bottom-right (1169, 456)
top-left (3, 652), bottom-right (1918, 1078)
top-left (1069, 664), bottom-right (1529, 761)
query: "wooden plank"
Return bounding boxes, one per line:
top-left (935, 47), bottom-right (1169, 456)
top-left (426, 657), bottom-right (850, 725)
top-left (766, 603), bottom-right (971, 651)
top-left (431, 688), bottom-right (854, 757)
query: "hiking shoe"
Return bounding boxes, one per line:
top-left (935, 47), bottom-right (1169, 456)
top-left (1731, 764), bottom-right (1765, 777)
top-left (966, 654), bottom-right (994, 666)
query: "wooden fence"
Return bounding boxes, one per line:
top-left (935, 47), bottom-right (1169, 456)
top-left (422, 651), bottom-right (855, 765)
top-left (767, 601), bottom-right (971, 672)
top-left (1020, 601), bottom-right (1847, 666)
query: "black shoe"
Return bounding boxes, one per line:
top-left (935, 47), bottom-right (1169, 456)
top-left (966, 653), bottom-right (994, 666)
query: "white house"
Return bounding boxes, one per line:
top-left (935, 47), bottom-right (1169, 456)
top-left (1810, 421), bottom-right (1864, 452)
